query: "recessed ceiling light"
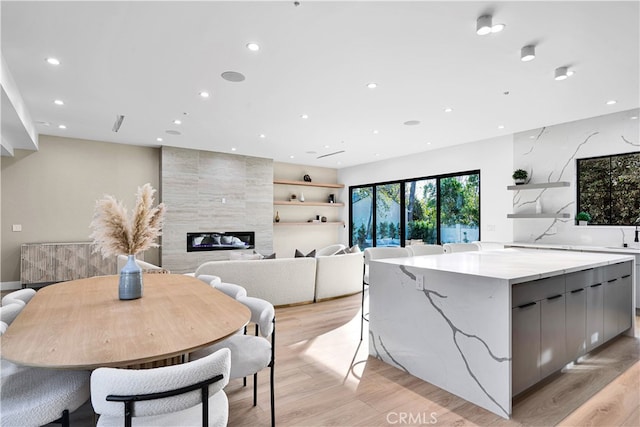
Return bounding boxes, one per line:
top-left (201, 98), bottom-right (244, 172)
top-left (427, 142), bottom-right (432, 145)
top-left (246, 43), bottom-right (260, 51)
top-left (259, 134), bottom-right (266, 138)
top-left (375, 153), bottom-right (380, 157)
top-left (156, 137), bottom-right (163, 142)
top-left (300, 114), bottom-right (309, 119)
top-left (53, 99), bottom-right (64, 106)
top-left (444, 107), bottom-right (453, 113)
top-left (631, 116), bottom-right (638, 120)
top-left (366, 82), bottom-right (377, 89)
top-left (520, 45), bottom-right (536, 62)
top-left (58, 124), bottom-right (67, 129)
top-left (173, 119), bottom-right (182, 125)
top-left (498, 125), bottom-right (505, 129)
top-left (404, 120), bottom-right (421, 126)
top-left (221, 71), bottom-right (246, 82)
top-left (199, 91), bottom-right (210, 98)
top-left (324, 145), bottom-right (330, 149)
top-left (45, 57), bottom-right (60, 65)
top-left (231, 148), bottom-right (237, 151)
top-left (289, 155), bottom-right (295, 159)
top-left (554, 67), bottom-right (574, 81)
top-left (373, 130), bottom-right (379, 134)
top-left (606, 100), bottom-right (617, 105)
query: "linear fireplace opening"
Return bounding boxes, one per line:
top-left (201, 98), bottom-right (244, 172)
top-left (187, 231), bottom-right (255, 252)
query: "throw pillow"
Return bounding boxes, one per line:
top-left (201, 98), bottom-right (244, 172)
top-left (294, 249), bottom-right (316, 258)
top-left (261, 252), bottom-right (276, 259)
top-left (334, 249), bottom-right (347, 255)
top-left (349, 244), bottom-right (361, 253)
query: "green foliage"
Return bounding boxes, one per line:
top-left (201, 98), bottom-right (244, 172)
top-left (576, 211), bottom-right (591, 222)
top-left (378, 221), bottom-right (389, 238)
top-left (407, 220), bottom-right (436, 243)
top-left (512, 169), bottom-right (528, 180)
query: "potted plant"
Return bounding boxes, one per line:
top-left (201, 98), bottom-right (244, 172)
top-left (512, 169), bottom-right (528, 185)
top-left (576, 211), bottom-right (591, 226)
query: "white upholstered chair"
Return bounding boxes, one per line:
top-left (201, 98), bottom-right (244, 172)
top-left (1, 320), bottom-right (91, 427)
top-left (0, 303), bottom-right (25, 325)
top-left (443, 243), bottom-right (481, 253)
top-left (197, 275), bottom-right (248, 300)
top-left (406, 244), bottom-right (444, 256)
top-left (190, 296), bottom-right (276, 427)
top-left (473, 241), bottom-right (505, 251)
top-left (91, 348), bottom-right (231, 427)
top-left (361, 247), bottom-right (410, 340)
top-left (2, 288), bottom-right (36, 306)
top-left (315, 244), bottom-right (347, 257)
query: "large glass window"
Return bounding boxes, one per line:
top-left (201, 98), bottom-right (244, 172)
top-left (350, 170), bottom-right (480, 247)
top-left (375, 183), bottom-right (401, 247)
top-left (351, 186), bottom-right (373, 248)
top-left (439, 173), bottom-right (480, 243)
top-left (405, 179), bottom-right (437, 244)
top-left (577, 152), bottom-right (640, 225)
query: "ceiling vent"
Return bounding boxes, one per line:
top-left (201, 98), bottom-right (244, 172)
top-left (112, 115), bottom-right (125, 132)
top-left (317, 150), bottom-right (345, 159)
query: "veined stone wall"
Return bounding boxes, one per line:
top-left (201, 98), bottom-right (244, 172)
top-left (161, 146), bottom-right (273, 273)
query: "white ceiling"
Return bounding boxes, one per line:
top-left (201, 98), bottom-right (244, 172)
top-left (1, 1), bottom-right (639, 168)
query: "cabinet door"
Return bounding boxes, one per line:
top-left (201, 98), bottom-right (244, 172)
top-left (566, 288), bottom-right (586, 361)
top-left (586, 283), bottom-right (604, 352)
top-left (603, 279), bottom-right (619, 342)
top-left (618, 274), bottom-right (633, 333)
top-left (512, 302), bottom-right (540, 396)
top-left (540, 294), bottom-right (567, 378)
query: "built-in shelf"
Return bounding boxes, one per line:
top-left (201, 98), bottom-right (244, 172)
top-left (507, 213), bottom-right (571, 219)
top-left (274, 221), bottom-right (345, 226)
top-left (273, 179), bottom-right (344, 189)
top-left (274, 201), bottom-right (344, 207)
top-left (507, 181), bottom-right (570, 190)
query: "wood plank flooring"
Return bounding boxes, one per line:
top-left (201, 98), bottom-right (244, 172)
top-left (39, 293), bottom-right (639, 426)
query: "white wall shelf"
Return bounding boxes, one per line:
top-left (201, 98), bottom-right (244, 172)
top-left (274, 221), bottom-right (345, 226)
top-left (274, 201), bottom-right (344, 207)
top-left (507, 182), bottom-right (570, 190)
top-left (273, 179), bottom-right (344, 189)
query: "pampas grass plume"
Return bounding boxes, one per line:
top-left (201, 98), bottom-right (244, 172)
top-left (90, 184), bottom-right (165, 257)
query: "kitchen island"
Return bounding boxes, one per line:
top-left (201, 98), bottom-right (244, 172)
top-left (368, 248), bottom-right (635, 418)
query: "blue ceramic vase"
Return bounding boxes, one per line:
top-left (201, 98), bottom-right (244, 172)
top-left (119, 254), bottom-right (143, 300)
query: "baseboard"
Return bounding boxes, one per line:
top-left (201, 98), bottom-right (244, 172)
top-left (1, 281), bottom-right (22, 291)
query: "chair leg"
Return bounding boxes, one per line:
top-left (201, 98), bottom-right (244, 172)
top-left (270, 365), bottom-right (275, 427)
top-left (51, 409), bottom-right (70, 427)
top-left (253, 372), bottom-right (258, 406)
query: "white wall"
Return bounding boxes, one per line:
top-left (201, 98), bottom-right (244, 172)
top-left (513, 108), bottom-right (639, 246)
top-left (338, 135), bottom-right (515, 245)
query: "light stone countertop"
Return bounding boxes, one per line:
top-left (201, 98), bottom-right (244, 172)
top-left (506, 242), bottom-right (640, 255)
top-left (374, 248), bottom-right (635, 284)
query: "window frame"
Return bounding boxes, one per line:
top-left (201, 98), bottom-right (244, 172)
top-left (349, 169), bottom-right (481, 247)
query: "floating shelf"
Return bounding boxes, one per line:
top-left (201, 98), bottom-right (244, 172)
top-left (274, 221), bottom-right (345, 226)
top-left (273, 201), bottom-right (344, 207)
top-left (507, 182), bottom-right (570, 190)
top-left (273, 179), bottom-right (344, 189)
top-left (507, 213), bottom-right (571, 219)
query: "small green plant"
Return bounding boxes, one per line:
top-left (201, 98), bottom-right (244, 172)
top-left (576, 211), bottom-right (591, 222)
top-left (512, 169), bottom-right (528, 181)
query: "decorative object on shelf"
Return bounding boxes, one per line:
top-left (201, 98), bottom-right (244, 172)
top-left (290, 194), bottom-right (297, 201)
top-left (535, 198), bottom-right (542, 214)
top-left (321, 216), bottom-right (327, 222)
top-left (328, 194), bottom-right (335, 203)
top-left (300, 192), bottom-right (305, 202)
top-left (576, 211), bottom-right (591, 226)
top-left (275, 211), bottom-right (280, 223)
top-left (512, 169), bottom-right (528, 185)
top-left (89, 183), bottom-right (166, 300)
top-left (303, 174), bottom-right (312, 182)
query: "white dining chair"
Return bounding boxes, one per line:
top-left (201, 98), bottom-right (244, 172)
top-left (443, 243), bottom-right (481, 253)
top-left (0, 303), bottom-right (25, 325)
top-left (190, 296), bottom-right (275, 427)
top-left (361, 247), bottom-right (410, 340)
top-left (91, 348), bottom-right (231, 427)
top-left (197, 275), bottom-right (248, 300)
top-left (1, 321), bottom-right (91, 427)
top-left (406, 244), bottom-right (444, 256)
top-left (2, 288), bottom-right (36, 306)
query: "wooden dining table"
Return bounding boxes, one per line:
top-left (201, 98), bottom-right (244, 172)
top-left (0, 274), bottom-right (250, 369)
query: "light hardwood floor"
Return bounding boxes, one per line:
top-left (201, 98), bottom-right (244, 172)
top-left (42, 292), bottom-right (639, 426)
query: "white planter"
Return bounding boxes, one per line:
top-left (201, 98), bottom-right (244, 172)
top-left (578, 220), bottom-right (588, 226)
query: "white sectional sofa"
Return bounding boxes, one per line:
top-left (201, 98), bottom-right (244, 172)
top-left (193, 252), bottom-right (363, 306)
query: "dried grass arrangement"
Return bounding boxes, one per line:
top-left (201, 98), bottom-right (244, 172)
top-left (90, 183), bottom-right (166, 257)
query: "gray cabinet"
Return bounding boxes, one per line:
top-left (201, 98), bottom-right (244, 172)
top-left (512, 302), bottom-right (540, 396)
top-left (586, 283), bottom-right (604, 352)
top-left (603, 262), bottom-right (634, 342)
top-left (565, 287), bottom-right (587, 360)
top-left (540, 294), bottom-right (567, 378)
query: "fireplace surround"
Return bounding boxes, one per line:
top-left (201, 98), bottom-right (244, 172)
top-left (187, 231), bottom-right (255, 252)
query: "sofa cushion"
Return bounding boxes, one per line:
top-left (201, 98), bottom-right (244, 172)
top-left (295, 249), bottom-right (316, 258)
